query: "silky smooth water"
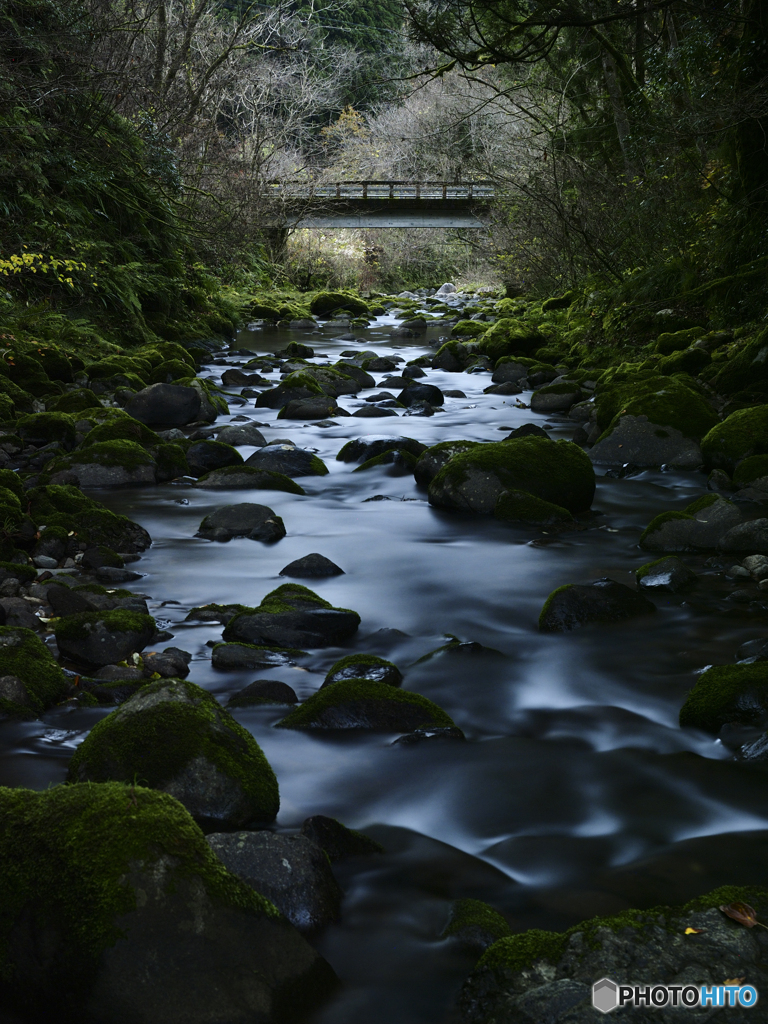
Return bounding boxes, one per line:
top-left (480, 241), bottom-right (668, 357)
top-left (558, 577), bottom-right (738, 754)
top-left (4, 313), bottom-right (768, 1023)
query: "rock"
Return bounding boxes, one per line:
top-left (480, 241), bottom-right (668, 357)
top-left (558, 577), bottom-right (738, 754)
top-left (539, 578), bottom-right (656, 632)
top-left (276, 679), bottom-right (458, 732)
top-left (81, 545), bottom-right (124, 570)
top-left (33, 554), bottom-right (58, 568)
top-left (0, 783), bottom-right (336, 1023)
top-left (441, 898), bottom-right (511, 952)
top-left (680, 662), bottom-right (768, 733)
top-left (215, 423), bottom-right (268, 447)
top-left (592, 371), bottom-right (717, 448)
top-left (300, 815), bottom-right (383, 860)
top-left (718, 518), bottom-right (768, 554)
top-left (397, 383), bottom-right (444, 408)
top-left (197, 503), bottom-right (286, 543)
top-left (186, 440), bottom-right (242, 477)
top-left (0, 597), bottom-right (40, 630)
top-left (212, 643), bottom-right (306, 670)
top-left (588, 414), bottom-right (703, 468)
top-left (124, 383), bottom-right (202, 426)
top-left (436, 282), bottom-right (456, 294)
top-left (505, 423), bottom-right (549, 440)
top-left (0, 627), bottom-right (67, 716)
top-left (220, 368), bottom-right (265, 386)
top-left (336, 435), bottom-right (427, 464)
top-left (322, 653), bottom-right (402, 688)
top-left (223, 584), bottom-right (360, 649)
top-left (54, 440), bottom-right (158, 487)
top-left (743, 554), bottom-right (768, 579)
top-left (494, 489), bottom-right (574, 527)
top-left (55, 610), bottom-right (156, 668)
top-left (364, 356), bottom-right (399, 372)
top-left (429, 437), bottom-right (595, 515)
top-left (636, 556), bottom-right (698, 592)
top-left (394, 726), bottom-right (466, 744)
top-left (245, 444), bottom-right (328, 477)
top-left (47, 584), bottom-right (91, 617)
top-left (279, 553), bottom-right (345, 578)
top-left (207, 831), bottom-right (342, 933)
top-left (701, 405), bottom-right (768, 472)
top-left (492, 360), bottom-right (529, 384)
top-left (530, 384), bottom-right (581, 413)
top-left (255, 373), bottom-right (324, 409)
top-left (403, 365), bottom-right (426, 379)
top-left (433, 341), bottom-right (473, 372)
top-left (227, 680), bottom-right (298, 707)
top-left (640, 496), bottom-right (743, 552)
top-left (142, 646), bottom-right (192, 678)
top-left (352, 406), bottom-right (398, 417)
top-left (444, 389), bottom-right (467, 398)
top-left (279, 397), bottom-right (340, 420)
top-left (483, 382), bottom-right (522, 396)
top-left (194, 466), bottom-right (305, 493)
top-left (68, 679), bottom-right (279, 831)
top-left (459, 894), bottom-right (768, 1024)
top-left (354, 449), bottom-right (418, 474)
top-left (414, 441), bottom-right (481, 487)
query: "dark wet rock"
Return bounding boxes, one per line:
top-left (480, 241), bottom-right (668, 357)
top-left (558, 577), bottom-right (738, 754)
top-left (207, 830), bottom-right (342, 933)
top-left (494, 489), bottom-right (574, 527)
top-left (92, 663), bottom-right (144, 682)
top-left (215, 423), bottom-right (268, 447)
top-left (227, 680), bottom-right (298, 707)
top-left (403, 365), bottom-right (426, 379)
top-left (220, 368), bottom-right (266, 386)
top-left (197, 503), bottom-right (286, 543)
top-left (365, 391), bottom-right (397, 402)
top-left (379, 375), bottom-right (410, 389)
top-left (397, 383), bottom-right (444, 408)
top-left (323, 653), bottom-right (402, 688)
top-left (415, 636), bottom-right (505, 664)
top-left (124, 383), bottom-right (201, 426)
top-left (0, 626), bottom-right (67, 716)
top-left (255, 375), bottom-right (321, 409)
top-left (194, 466), bottom-right (305, 493)
top-left (530, 384), bottom-right (581, 413)
top-left (539, 578), bottom-right (656, 632)
top-left (354, 449), bottom-right (418, 474)
top-left (429, 437), bottom-right (595, 516)
top-left (680, 661), bottom-right (768, 733)
top-left (441, 898), bottom-right (511, 952)
top-left (0, 783), bottom-right (337, 1024)
top-left (279, 396), bottom-right (340, 420)
top-left (483, 382), bottom-right (522, 396)
top-left (186, 603), bottom-right (251, 625)
top-left (719, 518), bottom-right (768, 554)
top-left (433, 341), bottom-right (473, 372)
top-left (46, 584), bottom-right (91, 617)
top-left (142, 646), bottom-right (192, 678)
top-left (49, 440), bottom-right (158, 488)
top-left (505, 423), bottom-right (549, 440)
top-left (186, 440), bottom-right (242, 477)
top-left (223, 584), bottom-right (360, 649)
top-left (737, 636), bottom-right (768, 662)
top-left (81, 545), bottom-right (124, 570)
top-left (352, 406), bottom-right (398, 417)
top-left (212, 643), bottom-right (306, 670)
top-left (743, 554), bottom-right (768, 580)
top-left (26, 484), bottom-right (151, 553)
top-left (588, 414), bottom-right (704, 468)
top-left (333, 362), bottom-right (376, 388)
top-left (444, 389), bottom-right (467, 398)
top-left (640, 496), bottom-right (743, 552)
top-left (337, 435), bottom-right (427, 464)
top-left (55, 610), bottom-right (156, 668)
top-left (279, 553), bottom-right (345, 578)
top-left (459, 892), bottom-right (768, 1024)
top-left (0, 597), bottom-right (41, 629)
top-left (636, 556), bottom-right (698, 592)
top-left (492, 361), bottom-right (529, 384)
top-left (363, 356), bottom-right (398, 372)
top-left (276, 679), bottom-right (457, 732)
top-left (68, 678), bottom-right (279, 831)
top-left (414, 441), bottom-right (482, 487)
top-left (393, 726), bottom-right (467, 745)
top-left (245, 444), bottom-right (328, 478)
top-left (300, 815), bottom-right (384, 861)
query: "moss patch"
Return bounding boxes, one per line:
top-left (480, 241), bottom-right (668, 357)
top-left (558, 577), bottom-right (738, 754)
top-left (679, 662), bottom-right (768, 733)
top-left (441, 898), bottom-right (512, 944)
top-left (494, 489), bottom-right (574, 527)
top-left (195, 466), bottom-right (305, 494)
top-left (734, 454), bottom-right (768, 486)
top-left (26, 484), bottom-right (151, 552)
top-left (0, 626), bottom-right (68, 717)
top-left (275, 679), bottom-right (456, 731)
top-left (701, 405), bottom-right (768, 471)
top-left (323, 653), bottom-right (402, 687)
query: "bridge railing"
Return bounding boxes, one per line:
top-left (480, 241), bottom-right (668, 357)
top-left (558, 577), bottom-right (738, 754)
top-left (266, 181), bottom-right (496, 201)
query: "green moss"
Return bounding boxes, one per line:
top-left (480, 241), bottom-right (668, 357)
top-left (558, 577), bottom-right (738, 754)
top-left (194, 466), bottom-right (305, 494)
top-left (17, 412), bottom-right (76, 448)
top-left (275, 679), bottom-right (456, 730)
top-left (0, 374), bottom-right (34, 413)
top-left (55, 610), bottom-right (156, 646)
top-left (595, 374), bottom-right (717, 439)
top-left (87, 356), bottom-right (151, 383)
top-left (711, 325), bottom-right (768, 395)
top-left (537, 585), bottom-right (573, 629)
top-left (67, 679), bottom-right (279, 823)
top-left (0, 782), bottom-right (280, 999)
top-left (476, 930), bottom-right (568, 974)
top-left (26, 484), bottom-right (151, 552)
top-left (679, 662), bottom-right (768, 733)
top-left (683, 493), bottom-right (720, 515)
top-left (257, 583), bottom-right (333, 615)
top-left (0, 472), bottom-right (23, 501)
top-left (494, 489), bottom-right (574, 527)
top-left (433, 340), bottom-right (475, 367)
top-left (309, 291), bottom-right (369, 317)
top-left (0, 626), bottom-right (68, 716)
top-left (734, 454), bottom-right (768, 485)
top-left (0, 561), bottom-right (36, 582)
top-left (658, 347), bottom-right (710, 376)
top-left (49, 440), bottom-right (156, 477)
top-left (186, 603), bottom-right (254, 621)
top-left (152, 442), bottom-right (189, 481)
top-left (441, 898), bottom-right (512, 943)
top-left (701, 405), bottom-right (768, 471)
top-left (353, 450), bottom-right (418, 473)
top-left (45, 389), bottom-right (103, 414)
top-left (324, 654), bottom-right (402, 686)
top-left (278, 371), bottom-right (325, 395)
top-left (451, 320), bottom-right (487, 338)
top-left (655, 327), bottom-right (705, 354)
top-left (531, 381), bottom-right (581, 396)
top-left (639, 510), bottom-right (695, 547)
top-left (82, 413), bottom-right (160, 448)
top-left (476, 319), bottom-right (546, 361)
top-left (151, 358), bottom-right (194, 384)
top-left (541, 291), bottom-right (575, 312)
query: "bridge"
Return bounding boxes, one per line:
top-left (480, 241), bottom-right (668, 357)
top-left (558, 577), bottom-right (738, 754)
top-left (267, 181), bottom-right (495, 229)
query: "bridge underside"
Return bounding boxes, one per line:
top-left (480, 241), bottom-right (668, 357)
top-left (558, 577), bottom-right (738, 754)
top-left (284, 198), bottom-right (488, 230)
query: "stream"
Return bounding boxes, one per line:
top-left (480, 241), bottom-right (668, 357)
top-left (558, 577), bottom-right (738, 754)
top-left (3, 309), bottom-right (768, 1023)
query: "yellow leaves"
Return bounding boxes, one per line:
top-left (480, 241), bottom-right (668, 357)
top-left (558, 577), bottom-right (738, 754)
top-left (684, 927), bottom-right (704, 934)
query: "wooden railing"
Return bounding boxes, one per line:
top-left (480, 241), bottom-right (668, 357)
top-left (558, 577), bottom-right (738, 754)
top-left (267, 181), bottom-right (495, 201)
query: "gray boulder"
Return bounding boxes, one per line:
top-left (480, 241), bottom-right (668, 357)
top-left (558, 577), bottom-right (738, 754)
top-left (397, 383), bottom-right (444, 408)
top-left (245, 444), bottom-right (328, 477)
top-left (588, 414), bottom-right (703, 468)
top-left (539, 579), bottom-right (655, 631)
top-left (197, 503), bottom-right (286, 543)
top-left (492, 361), bottom-right (529, 384)
top-left (142, 646), bottom-right (192, 678)
top-left (212, 643), bottom-right (305, 670)
top-left (530, 386), bottom-right (581, 413)
top-left (279, 397), bottom-right (340, 420)
top-left (719, 518), bottom-right (768, 554)
top-left (227, 680), bottom-right (298, 707)
top-left (641, 497), bottom-right (743, 552)
top-left (216, 423), bottom-right (268, 447)
top-left (207, 831), bottom-right (342, 933)
top-left (636, 556), bottom-right (698, 592)
top-left (279, 553), bottom-right (345, 578)
top-left (55, 610), bottom-right (156, 667)
top-left (337, 435), bottom-right (426, 463)
top-left (223, 584), bottom-right (359, 649)
top-left (125, 383), bottom-right (201, 426)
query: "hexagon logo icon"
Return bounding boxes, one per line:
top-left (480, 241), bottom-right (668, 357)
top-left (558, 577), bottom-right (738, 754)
top-left (592, 977), bottom-right (619, 1013)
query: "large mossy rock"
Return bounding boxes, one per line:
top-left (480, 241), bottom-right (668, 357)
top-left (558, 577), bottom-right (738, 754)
top-left (245, 444), bottom-right (328, 477)
top-left (539, 579), bottom-right (655, 631)
top-left (124, 382), bottom-right (202, 426)
top-left (255, 371), bottom-right (324, 409)
top-left (197, 503), bottom-right (286, 543)
top-left (46, 439), bottom-right (158, 487)
top-left (701, 405), bottom-right (768, 472)
top-left (309, 291), bottom-right (369, 317)
top-left (55, 609), bottom-right (156, 668)
top-left (322, 653), bottom-right (402, 688)
top-left (679, 662), bottom-right (768, 734)
top-left (710, 325), bottom-right (768, 395)
top-left (223, 584), bottom-right (360, 648)
top-left (0, 783), bottom-right (336, 1023)
top-left (0, 626), bottom-right (69, 717)
top-left (68, 679), bottom-right (280, 831)
top-left (336, 435), bottom-right (427, 464)
top-left (414, 441), bottom-right (481, 487)
top-left (194, 466), bottom-right (304, 493)
top-left (26, 484), bottom-right (151, 552)
top-left (639, 495), bottom-right (742, 552)
top-left (276, 679), bottom-right (457, 732)
top-left (459, 887), bottom-right (768, 1024)
top-left (428, 437), bottom-right (595, 515)
top-left (475, 319), bottom-right (544, 361)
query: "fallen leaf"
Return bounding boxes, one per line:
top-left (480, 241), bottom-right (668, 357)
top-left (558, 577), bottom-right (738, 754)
top-left (719, 902), bottom-right (768, 929)
top-left (725, 978), bottom-right (746, 986)
top-left (684, 927), bottom-right (704, 934)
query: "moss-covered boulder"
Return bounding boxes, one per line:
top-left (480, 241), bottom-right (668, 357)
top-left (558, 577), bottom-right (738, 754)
top-left (701, 405), bottom-right (768, 472)
top-left (680, 662), bottom-right (768, 734)
top-left (26, 484), bottom-right (151, 552)
top-left (529, 382), bottom-right (582, 414)
top-left (655, 327), bottom-right (705, 354)
top-left (658, 346), bottom-right (710, 376)
top-left (276, 679), bottom-right (457, 732)
top-left (245, 444), bottom-right (328, 477)
top-left (0, 783), bottom-right (336, 1021)
top-left (414, 440), bottom-right (482, 487)
top-left (636, 556), bottom-right (698, 592)
top-left (197, 503), bottom-right (286, 543)
top-left (639, 495), bottom-right (742, 552)
top-left (309, 291), bottom-right (369, 317)
top-left (433, 340), bottom-right (475, 371)
top-left (428, 437), bottom-right (595, 516)
top-left (80, 411), bottom-right (160, 448)
top-left (539, 579), bottom-right (655, 631)
top-left (123, 382), bottom-right (202, 426)
top-left (255, 371), bottom-right (325, 410)
top-left (0, 626), bottom-right (69, 717)
top-left (450, 320), bottom-right (488, 339)
top-left (68, 679), bottom-right (279, 831)
top-left (710, 325), bottom-right (768, 395)
top-left (223, 584), bottom-right (360, 649)
top-left (593, 371), bottom-right (717, 438)
top-left (55, 609), bottom-right (156, 668)
top-left (441, 898), bottom-right (511, 952)
top-left (46, 388), bottom-right (103, 415)
top-left (46, 440), bottom-right (157, 487)
top-left (354, 449), bottom-right (419, 474)
top-left (337, 435), bottom-right (427, 464)
top-left (17, 411), bottom-right (76, 449)
top-left (494, 489), bottom-right (574, 527)
top-left (476, 319), bottom-right (545, 361)
top-left (322, 653), bottom-right (402, 688)
top-left (186, 440), bottom-right (243, 478)
top-left (194, 466), bottom-right (305, 493)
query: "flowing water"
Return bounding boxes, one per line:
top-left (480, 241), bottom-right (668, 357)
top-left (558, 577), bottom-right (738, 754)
top-left (3, 312), bottom-right (768, 1022)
